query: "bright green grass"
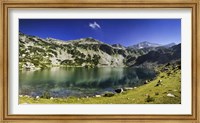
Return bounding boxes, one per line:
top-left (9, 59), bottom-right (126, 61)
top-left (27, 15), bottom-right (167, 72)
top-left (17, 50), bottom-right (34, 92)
top-left (19, 65), bottom-right (181, 104)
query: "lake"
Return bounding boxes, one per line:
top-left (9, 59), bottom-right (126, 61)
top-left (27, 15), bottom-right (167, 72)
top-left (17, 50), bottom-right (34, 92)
top-left (19, 67), bottom-right (157, 98)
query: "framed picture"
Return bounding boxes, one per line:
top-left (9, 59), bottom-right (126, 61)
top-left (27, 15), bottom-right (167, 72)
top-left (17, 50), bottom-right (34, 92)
top-left (0, 0), bottom-right (199, 122)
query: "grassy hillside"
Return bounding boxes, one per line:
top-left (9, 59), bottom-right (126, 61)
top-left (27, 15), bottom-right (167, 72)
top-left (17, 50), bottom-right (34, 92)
top-left (19, 63), bottom-right (181, 104)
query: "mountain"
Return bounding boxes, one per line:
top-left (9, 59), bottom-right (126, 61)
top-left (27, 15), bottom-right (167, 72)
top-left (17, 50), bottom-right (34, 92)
top-left (19, 33), bottom-right (128, 70)
top-left (128, 41), bottom-right (161, 49)
top-left (128, 41), bottom-right (177, 49)
top-left (19, 32), bottom-right (180, 70)
top-left (132, 44), bottom-right (181, 66)
top-left (161, 43), bottom-right (177, 48)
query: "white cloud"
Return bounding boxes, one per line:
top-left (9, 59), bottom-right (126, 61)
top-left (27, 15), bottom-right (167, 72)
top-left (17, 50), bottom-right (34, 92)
top-left (89, 21), bottom-right (101, 29)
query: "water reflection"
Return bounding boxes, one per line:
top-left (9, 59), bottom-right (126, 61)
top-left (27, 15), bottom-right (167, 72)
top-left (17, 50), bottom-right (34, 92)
top-left (19, 67), bottom-right (156, 97)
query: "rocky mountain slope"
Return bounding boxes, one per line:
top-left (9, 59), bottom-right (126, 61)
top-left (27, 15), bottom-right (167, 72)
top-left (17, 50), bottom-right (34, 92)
top-left (132, 44), bottom-right (181, 66)
top-left (19, 32), bottom-right (180, 70)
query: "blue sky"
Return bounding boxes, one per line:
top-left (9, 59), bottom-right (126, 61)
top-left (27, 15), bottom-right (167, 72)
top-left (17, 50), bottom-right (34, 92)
top-left (19, 19), bottom-right (181, 46)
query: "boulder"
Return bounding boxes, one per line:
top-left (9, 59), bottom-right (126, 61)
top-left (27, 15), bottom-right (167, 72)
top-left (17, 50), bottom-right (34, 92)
top-left (104, 92), bottom-right (115, 97)
top-left (95, 95), bottom-right (101, 97)
top-left (155, 80), bottom-right (163, 87)
top-left (144, 80), bottom-right (149, 84)
top-left (115, 88), bottom-right (123, 93)
top-left (155, 83), bottom-right (161, 87)
top-left (24, 95), bottom-right (30, 98)
top-left (167, 93), bottom-right (175, 97)
top-left (123, 87), bottom-right (133, 91)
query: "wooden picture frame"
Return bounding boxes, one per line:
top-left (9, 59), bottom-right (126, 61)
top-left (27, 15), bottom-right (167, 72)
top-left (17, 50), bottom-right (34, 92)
top-left (0, 0), bottom-right (199, 122)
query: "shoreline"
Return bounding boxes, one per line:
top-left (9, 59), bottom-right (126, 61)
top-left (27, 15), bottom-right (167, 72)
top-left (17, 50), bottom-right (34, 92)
top-left (19, 63), bottom-right (181, 104)
top-left (19, 65), bottom-right (128, 71)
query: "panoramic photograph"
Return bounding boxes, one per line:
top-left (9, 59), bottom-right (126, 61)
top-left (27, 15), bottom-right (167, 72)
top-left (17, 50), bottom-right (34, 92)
top-left (19, 19), bottom-right (181, 104)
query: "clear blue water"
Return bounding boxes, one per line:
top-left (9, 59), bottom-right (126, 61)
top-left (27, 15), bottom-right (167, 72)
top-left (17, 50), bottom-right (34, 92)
top-left (19, 67), bottom-right (156, 97)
